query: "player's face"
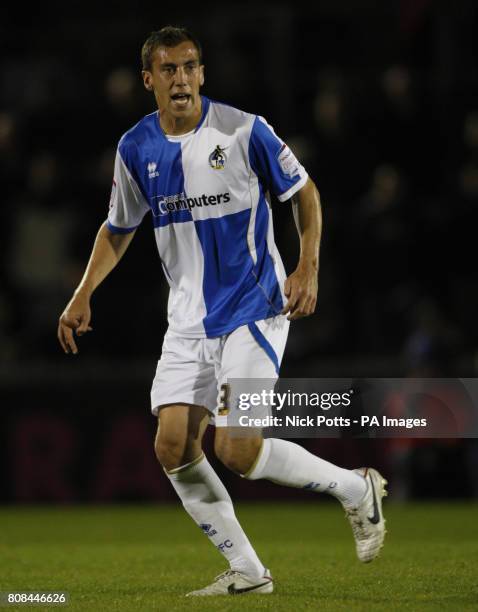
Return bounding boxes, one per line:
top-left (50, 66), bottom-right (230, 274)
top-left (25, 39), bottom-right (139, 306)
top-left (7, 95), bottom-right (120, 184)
top-left (143, 42), bottom-right (204, 121)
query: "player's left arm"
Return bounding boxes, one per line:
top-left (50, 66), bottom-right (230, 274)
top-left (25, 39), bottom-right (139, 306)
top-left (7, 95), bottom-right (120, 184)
top-left (281, 177), bottom-right (322, 320)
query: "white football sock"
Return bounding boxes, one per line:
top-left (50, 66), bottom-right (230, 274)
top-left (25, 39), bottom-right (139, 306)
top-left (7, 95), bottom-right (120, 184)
top-left (244, 438), bottom-right (366, 507)
top-left (166, 453), bottom-right (265, 578)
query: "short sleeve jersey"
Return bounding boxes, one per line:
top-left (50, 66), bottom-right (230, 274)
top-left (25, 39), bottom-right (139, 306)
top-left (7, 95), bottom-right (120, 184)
top-left (107, 96), bottom-right (308, 338)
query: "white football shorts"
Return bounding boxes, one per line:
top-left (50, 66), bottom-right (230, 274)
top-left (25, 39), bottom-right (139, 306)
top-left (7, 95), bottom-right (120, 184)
top-left (150, 315), bottom-right (289, 427)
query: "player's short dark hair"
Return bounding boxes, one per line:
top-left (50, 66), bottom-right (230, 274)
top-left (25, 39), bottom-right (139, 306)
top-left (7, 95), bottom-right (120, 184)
top-left (141, 26), bottom-right (203, 71)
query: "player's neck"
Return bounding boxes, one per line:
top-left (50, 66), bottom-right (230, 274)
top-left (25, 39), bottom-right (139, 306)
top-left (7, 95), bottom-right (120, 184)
top-left (159, 100), bottom-right (203, 136)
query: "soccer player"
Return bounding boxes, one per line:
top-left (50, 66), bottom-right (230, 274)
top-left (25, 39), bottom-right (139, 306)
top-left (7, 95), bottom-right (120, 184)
top-left (58, 26), bottom-right (387, 596)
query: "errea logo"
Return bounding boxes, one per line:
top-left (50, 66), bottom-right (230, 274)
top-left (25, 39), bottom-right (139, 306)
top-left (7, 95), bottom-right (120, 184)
top-left (147, 162), bottom-right (159, 179)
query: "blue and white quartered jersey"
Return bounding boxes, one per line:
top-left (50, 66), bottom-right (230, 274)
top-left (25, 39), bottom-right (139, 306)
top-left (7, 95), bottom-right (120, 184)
top-left (107, 96), bottom-right (308, 338)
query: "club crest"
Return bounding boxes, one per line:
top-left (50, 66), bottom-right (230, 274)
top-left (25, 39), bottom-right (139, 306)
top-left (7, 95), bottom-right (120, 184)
top-left (209, 145), bottom-right (228, 170)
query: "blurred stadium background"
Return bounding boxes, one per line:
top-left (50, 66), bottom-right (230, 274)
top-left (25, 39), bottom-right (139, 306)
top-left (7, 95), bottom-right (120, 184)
top-left (1, 0), bottom-right (478, 504)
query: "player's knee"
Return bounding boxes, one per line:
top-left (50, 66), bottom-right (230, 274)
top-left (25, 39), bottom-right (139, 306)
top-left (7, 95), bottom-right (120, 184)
top-left (154, 435), bottom-right (184, 470)
top-left (215, 446), bottom-right (243, 474)
top-left (214, 435), bottom-right (262, 475)
top-left (154, 430), bottom-right (203, 471)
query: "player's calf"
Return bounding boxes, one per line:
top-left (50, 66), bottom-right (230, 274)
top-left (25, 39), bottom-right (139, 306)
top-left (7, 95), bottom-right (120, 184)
top-left (214, 428), bottom-right (263, 475)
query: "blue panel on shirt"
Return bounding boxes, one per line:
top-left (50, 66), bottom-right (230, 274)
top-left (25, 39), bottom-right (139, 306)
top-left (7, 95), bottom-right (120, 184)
top-left (118, 116), bottom-right (157, 204)
top-left (249, 116), bottom-right (301, 199)
top-left (252, 191), bottom-right (284, 314)
top-left (195, 208), bottom-right (280, 337)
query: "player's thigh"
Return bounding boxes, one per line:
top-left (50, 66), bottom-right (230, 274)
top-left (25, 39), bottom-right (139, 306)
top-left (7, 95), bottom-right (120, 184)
top-left (214, 425), bottom-right (263, 453)
top-left (155, 404), bottom-right (210, 469)
top-left (215, 315), bottom-right (289, 428)
top-left (213, 316), bottom-right (288, 472)
top-left (151, 332), bottom-right (217, 418)
top-left (157, 403), bottom-right (210, 443)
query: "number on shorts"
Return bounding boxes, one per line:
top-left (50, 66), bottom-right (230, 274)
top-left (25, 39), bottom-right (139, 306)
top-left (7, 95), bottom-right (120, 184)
top-left (218, 383), bottom-right (230, 416)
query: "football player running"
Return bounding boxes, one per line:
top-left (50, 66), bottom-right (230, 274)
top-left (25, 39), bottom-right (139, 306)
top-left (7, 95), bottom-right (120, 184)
top-left (58, 26), bottom-right (387, 596)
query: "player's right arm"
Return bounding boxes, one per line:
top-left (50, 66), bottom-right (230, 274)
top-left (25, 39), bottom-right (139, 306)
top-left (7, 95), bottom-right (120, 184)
top-left (58, 222), bottom-right (136, 354)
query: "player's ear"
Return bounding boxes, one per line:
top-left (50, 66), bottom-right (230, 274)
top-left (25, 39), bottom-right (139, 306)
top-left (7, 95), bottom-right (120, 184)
top-left (142, 70), bottom-right (153, 92)
top-left (199, 65), bottom-right (205, 87)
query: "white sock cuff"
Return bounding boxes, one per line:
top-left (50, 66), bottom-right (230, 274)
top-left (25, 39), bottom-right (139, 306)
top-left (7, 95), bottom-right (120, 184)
top-left (165, 452), bottom-right (206, 479)
top-left (242, 438), bottom-right (272, 480)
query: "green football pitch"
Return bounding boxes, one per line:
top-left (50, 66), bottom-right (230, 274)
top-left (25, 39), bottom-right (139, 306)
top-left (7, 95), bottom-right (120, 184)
top-left (1, 503), bottom-right (477, 611)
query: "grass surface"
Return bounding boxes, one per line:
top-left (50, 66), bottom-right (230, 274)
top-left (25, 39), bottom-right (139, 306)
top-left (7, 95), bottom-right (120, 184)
top-left (1, 502), bottom-right (477, 611)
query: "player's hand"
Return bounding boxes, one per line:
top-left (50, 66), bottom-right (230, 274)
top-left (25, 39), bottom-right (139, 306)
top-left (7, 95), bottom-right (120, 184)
top-left (281, 263), bottom-right (318, 321)
top-left (57, 291), bottom-right (93, 355)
